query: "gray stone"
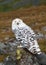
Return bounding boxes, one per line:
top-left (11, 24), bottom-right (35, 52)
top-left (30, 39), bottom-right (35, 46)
top-left (0, 63), bottom-right (3, 65)
top-left (0, 42), bottom-right (6, 49)
top-left (42, 26), bottom-right (46, 31)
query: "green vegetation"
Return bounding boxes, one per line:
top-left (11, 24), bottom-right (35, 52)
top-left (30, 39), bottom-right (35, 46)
top-left (0, 0), bottom-right (46, 12)
top-left (0, 0), bottom-right (21, 12)
top-left (40, 0), bottom-right (46, 5)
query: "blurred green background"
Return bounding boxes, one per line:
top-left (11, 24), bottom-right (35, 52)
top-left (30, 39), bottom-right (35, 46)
top-left (0, 0), bottom-right (46, 12)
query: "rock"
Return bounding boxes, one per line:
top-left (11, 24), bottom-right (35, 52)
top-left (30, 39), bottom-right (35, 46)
top-left (0, 42), bottom-right (6, 49)
top-left (34, 31), bottom-right (45, 40)
top-left (0, 42), bottom-right (40, 65)
top-left (42, 26), bottom-right (46, 31)
top-left (0, 63), bottom-right (3, 65)
top-left (3, 56), bottom-right (16, 65)
top-left (36, 32), bottom-right (44, 39)
top-left (17, 48), bottom-right (40, 65)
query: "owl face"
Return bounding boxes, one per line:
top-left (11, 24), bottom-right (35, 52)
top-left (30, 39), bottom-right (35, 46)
top-left (12, 18), bottom-right (26, 31)
top-left (14, 18), bottom-right (23, 26)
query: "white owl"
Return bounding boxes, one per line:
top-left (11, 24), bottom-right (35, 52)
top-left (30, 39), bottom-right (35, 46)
top-left (12, 18), bottom-right (41, 54)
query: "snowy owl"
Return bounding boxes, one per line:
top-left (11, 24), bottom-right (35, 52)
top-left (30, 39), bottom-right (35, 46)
top-left (12, 18), bottom-right (41, 54)
top-left (12, 18), bottom-right (46, 65)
